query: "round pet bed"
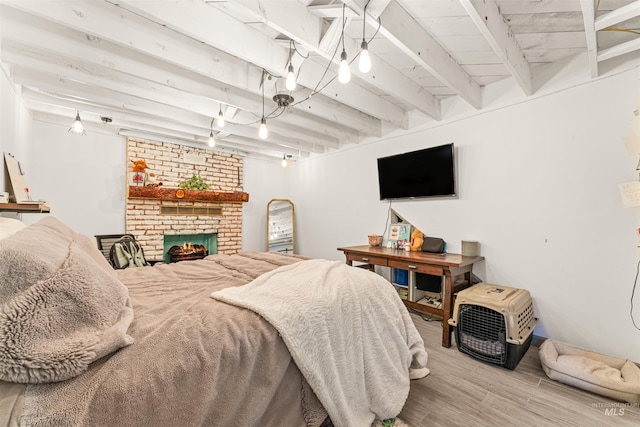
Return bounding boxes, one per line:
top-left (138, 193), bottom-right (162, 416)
top-left (539, 339), bottom-right (640, 403)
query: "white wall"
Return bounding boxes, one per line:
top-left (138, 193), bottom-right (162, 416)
top-left (2, 68), bottom-right (125, 232)
top-left (28, 121), bottom-right (126, 234)
top-left (273, 57), bottom-right (640, 361)
top-left (0, 67), bottom-right (32, 208)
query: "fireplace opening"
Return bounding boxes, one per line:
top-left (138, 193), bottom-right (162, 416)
top-left (163, 233), bottom-right (217, 263)
top-left (167, 243), bottom-right (208, 263)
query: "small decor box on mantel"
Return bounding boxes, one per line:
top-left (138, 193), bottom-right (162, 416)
top-left (127, 172), bottom-right (147, 186)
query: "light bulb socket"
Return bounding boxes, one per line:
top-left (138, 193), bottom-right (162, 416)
top-left (360, 40), bottom-right (368, 50)
top-left (340, 50), bottom-right (348, 61)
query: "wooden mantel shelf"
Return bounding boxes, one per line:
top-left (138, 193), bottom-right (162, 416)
top-left (127, 186), bottom-right (249, 203)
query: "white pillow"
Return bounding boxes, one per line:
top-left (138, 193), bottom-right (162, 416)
top-left (0, 218), bottom-right (26, 240)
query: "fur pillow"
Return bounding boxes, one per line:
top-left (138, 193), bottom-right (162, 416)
top-left (0, 217), bottom-right (134, 383)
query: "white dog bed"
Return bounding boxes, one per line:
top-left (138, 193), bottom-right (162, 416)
top-left (539, 339), bottom-right (640, 403)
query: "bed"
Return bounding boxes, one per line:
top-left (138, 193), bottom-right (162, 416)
top-left (0, 217), bottom-right (429, 427)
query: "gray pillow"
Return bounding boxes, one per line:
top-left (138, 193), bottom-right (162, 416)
top-left (0, 217), bottom-right (134, 383)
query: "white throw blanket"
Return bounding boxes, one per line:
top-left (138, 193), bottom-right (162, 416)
top-left (211, 259), bottom-right (429, 427)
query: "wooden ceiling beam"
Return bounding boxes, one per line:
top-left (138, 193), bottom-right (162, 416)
top-left (24, 96), bottom-right (308, 158)
top-left (30, 106), bottom-right (305, 160)
top-left (595, 1), bottom-right (640, 31)
top-left (459, 0), bottom-right (533, 96)
top-left (580, 0), bottom-right (599, 78)
top-left (597, 37), bottom-right (640, 62)
top-left (1, 0), bottom-right (380, 137)
top-left (229, 0), bottom-right (439, 120)
top-left (106, 0), bottom-right (395, 132)
top-left (0, 11), bottom-right (351, 147)
top-left (340, 0), bottom-right (482, 109)
top-left (11, 68), bottom-right (323, 155)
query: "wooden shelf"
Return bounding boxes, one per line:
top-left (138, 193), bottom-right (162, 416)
top-left (0, 202), bottom-right (50, 213)
top-left (127, 186), bottom-right (249, 203)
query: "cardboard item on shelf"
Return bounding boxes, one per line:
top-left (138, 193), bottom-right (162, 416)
top-left (3, 152), bottom-right (47, 204)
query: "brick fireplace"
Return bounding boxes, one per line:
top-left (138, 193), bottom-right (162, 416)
top-left (125, 138), bottom-right (245, 262)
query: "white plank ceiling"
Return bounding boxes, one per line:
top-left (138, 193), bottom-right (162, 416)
top-left (1, 0), bottom-right (639, 162)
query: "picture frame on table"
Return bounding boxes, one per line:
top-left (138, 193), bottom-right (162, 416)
top-left (388, 223), bottom-right (411, 249)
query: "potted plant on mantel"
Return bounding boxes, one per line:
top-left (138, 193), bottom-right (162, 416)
top-left (175, 175), bottom-right (211, 200)
top-left (178, 175), bottom-right (210, 191)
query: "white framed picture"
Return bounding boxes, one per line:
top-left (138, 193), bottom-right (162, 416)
top-left (388, 223), bottom-right (411, 249)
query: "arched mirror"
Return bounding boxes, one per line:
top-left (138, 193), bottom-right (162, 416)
top-left (267, 199), bottom-right (294, 253)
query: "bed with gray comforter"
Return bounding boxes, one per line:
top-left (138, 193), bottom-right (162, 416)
top-left (0, 217), bottom-right (428, 426)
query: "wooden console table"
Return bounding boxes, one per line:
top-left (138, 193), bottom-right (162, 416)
top-left (337, 245), bottom-right (484, 348)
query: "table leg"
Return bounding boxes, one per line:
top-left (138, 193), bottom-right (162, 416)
top-left (441, 270), bottom-right (454, 347)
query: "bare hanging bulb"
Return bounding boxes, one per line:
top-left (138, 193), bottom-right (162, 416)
top-left (69, 111), bottom-right (85, 135)
top-left (286, 63), bottom-right (296, 91)
top-left (359, 40), bottom-right (371, 73)
top-left (281, 155), bottom-right (288, 168)
top-left (216, 108), bottom-right (225, 128)
top-left (208, 131), bottom-right (215, 147)
top-left (338, 50), bottom-right (350, 84)
top-left (259, 117), bottom-right (268, 139)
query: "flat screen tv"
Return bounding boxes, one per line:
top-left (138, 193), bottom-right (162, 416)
top-left (377, 143), bottom-right (455, 200)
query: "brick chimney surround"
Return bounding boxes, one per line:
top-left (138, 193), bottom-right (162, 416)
top-left (125, 138), bottom-right (245, 261)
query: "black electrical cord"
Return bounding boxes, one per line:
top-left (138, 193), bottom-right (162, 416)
top-left (229, 5), bottom-right (384, 127)
top-left (381, 199), bottom-right (392, 239)
top-left (291, 5), bottom-right (382, 108)
top-left (631, 258), bottom-right (640, 330)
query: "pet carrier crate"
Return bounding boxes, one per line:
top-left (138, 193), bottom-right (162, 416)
top-left (448, 283), bottom-right (537, 370)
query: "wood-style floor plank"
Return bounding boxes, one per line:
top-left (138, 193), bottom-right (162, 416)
top-left (399, 313), bottom-right (640, 426)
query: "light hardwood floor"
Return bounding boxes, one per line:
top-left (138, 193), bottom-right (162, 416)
top-left (399, 312), bottom-right (640, 427)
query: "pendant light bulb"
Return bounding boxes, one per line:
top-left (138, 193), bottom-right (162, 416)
top-left (259, 117), bottom-right (268, 139)
top-left (286, 63), bottom-right (296, 91)
top-left (359, 40), bottom-right (371, 73)
top-left (72, 115), bottom-right (84, 133)
top-left (208, 131), bottom-right (216, 147)
top-left (281, 154), bottom-right (288, 168)
top-left (216, 107), bottom-right (225, 128)
top-left (338, 50), bottom-right (350, 84)
top-left (69, 111), bottom-right (85, 135)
